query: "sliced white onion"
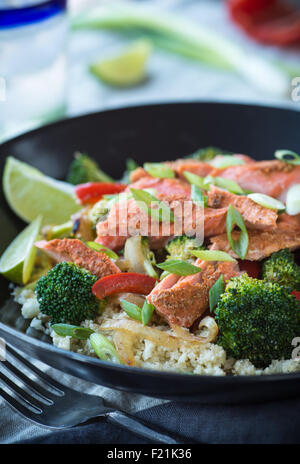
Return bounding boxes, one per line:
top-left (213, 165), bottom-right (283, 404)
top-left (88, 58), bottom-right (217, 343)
top-left (248, 193), bottom-right (285, 211)
top-left (286, 184), bottom-right (300, 216)
top-left (124, 236), bottom-right (146, 274)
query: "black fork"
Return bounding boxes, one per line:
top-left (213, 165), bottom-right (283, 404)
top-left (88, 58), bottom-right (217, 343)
top-left (0, 343), bottom-right (185, 444)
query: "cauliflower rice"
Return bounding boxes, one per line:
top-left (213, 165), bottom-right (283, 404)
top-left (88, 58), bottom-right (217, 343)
top-left (14, 287), bottom-right (300, 377)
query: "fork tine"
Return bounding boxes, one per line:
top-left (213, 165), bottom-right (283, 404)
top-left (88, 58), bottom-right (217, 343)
top-left (1, 358), bottom-right (57, 404)
top-left (5, 344), bottom-right (64, 395)
top-left (0, 370), bottom-right (43, 412)
top-left (0, 385), bottom-right (40, 420)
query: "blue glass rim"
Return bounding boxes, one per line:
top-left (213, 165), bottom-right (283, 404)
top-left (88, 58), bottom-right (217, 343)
top-left (0, 0), bottom-right (67, 29)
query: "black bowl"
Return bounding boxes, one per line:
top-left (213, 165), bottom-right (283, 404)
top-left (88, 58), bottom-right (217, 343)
top-left (0, 102), bottom-right (300, 404)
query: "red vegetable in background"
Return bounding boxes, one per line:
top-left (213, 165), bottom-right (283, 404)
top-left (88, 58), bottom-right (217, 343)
top-left (228, 0), bottom-right (300, 46)
top-left (292, 291), bottom-right (300, 302)
top-left (92, 272), bottom-right (157, 299)
top-left (75, 182), bottom-right (126, 204)
top-left (238, 260), bottom-right (260, 278)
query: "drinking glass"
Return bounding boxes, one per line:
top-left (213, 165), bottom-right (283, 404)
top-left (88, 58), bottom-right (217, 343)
top-left (0, 0), bottom-right (68, 142)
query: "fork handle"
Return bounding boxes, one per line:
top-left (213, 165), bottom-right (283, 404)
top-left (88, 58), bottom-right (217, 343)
top-left (106, 411), bottom-right (187, 444)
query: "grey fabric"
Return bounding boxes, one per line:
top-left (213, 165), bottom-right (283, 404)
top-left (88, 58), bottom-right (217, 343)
top-left (16, 397), bottom-right (300, 444)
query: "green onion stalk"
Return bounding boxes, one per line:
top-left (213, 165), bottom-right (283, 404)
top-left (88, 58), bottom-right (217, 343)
top-left (72, 3), bottom-right (291, 96)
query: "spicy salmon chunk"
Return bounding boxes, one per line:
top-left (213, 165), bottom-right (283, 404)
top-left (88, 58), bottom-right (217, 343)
top-left (129, 154), bottom-right (254, 183)
top-left (209, 223), bottom-right (300, 261)
top-left (207, 185), bottom-right (278, 230)
top-left (96, 177), bottom-right (227, 250)
top-left (129, 160), bottom-right (214, 183)
top-left (35, 238), bottom-right (120, 277)
top-left (148, 260), bottom-right (241, 327)
top-left (214, 160), bottom-right (300, 200)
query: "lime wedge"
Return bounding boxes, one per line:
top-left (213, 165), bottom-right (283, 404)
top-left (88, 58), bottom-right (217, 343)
top-left (0, 215), bottom-right (42, 284)
top-left (3, 157), bottom-right (80, 225)
top-left (90, 39), bottom-right (152, 87)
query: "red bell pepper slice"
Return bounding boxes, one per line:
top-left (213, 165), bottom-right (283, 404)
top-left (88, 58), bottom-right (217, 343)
top-left (92, 273), bottom-right (157, 299)
top-left (238, 260), bottom-right (260, 278)
top-left (75, 182), bottom-right (126, 205)
top-left (292, 291), bottom-right (300, 303)
top-left (228, 0), bottom-right (300, 46)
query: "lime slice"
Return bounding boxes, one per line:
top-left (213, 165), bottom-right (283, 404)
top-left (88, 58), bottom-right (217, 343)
top-left (3, 157), bottom-right (80, 225)
top-left (90, 39), bottom-right (152, 87)
top-left (248, 193), bottom-right (285, 211)
top-left (0, 215), bottom-right (41, 284)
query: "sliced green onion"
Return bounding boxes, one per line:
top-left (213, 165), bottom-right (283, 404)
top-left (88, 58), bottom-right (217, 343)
top-left (248, 193), bottom-right (285, 211)
top-left (275, 149), bottom-right (300, 165)
top-left (47, 221), bottom-right (74, 239)
top-left (188, 146), bottom-right (229, 161)
top-left (86, 241), bottom-right (119, 260)
top-left (192, 250), bottom-right (236, 262)
top-left (209, 275), bottom-right (224, 312)
top-left (191, 184), bottom-right (208, 207)
top-left (141, 301), bottom-right (155, 326)
top-left (209, 156), bottom-right (245, 169)
top-left (213, 177), bottom-right (244, 195)
top-left (226, 204), bottom-right (249, 260)
top-left (90, 333), bottom-right (122, 364)
top-left (159, 270), bottom-right (171, 280)
top-left (52, 324), bottom-right (94, 340)
top-left (120, 299), bottom-right (142, 321)
top-left (144, 163), bottom-right (175, 179)
top-left (126, 158), bottom-right (138, 172)
top-left (72, 6), bottom-right (290, 96)
top-left (156, 259), bottom-right (202, 276)
top-left (183, 171), bottom-right (206, 189)
top-left (130, 188), bottom-right (174, 222)
top-left (286, 184), bottom-right (300, 216)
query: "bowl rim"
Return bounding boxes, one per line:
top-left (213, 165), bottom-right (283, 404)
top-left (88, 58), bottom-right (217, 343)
top-left (1, 100), bottom-right (300, 384)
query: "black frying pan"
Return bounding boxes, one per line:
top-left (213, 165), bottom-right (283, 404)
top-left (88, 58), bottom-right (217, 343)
top-left (0, 102), bottom-right (299, 404)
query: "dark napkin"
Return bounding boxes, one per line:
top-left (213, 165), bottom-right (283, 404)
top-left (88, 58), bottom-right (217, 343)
top-left (17, 396), bottom-right (300, 444)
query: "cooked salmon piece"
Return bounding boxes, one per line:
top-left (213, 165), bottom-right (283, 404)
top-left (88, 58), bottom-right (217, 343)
top-left (213, 160), bottom-right (300, 200)
top-left (129, 160), bottom-right (214, 183)
top-left (278, 212), bottom-right (300, 229)
top-left (129, 167), bottom-right (150, 183)
top-left (165, 159), bottom-right (214, 180)
top-left (129, 154), bottom-right (255, 182)
top-left (35, 238), bottom-right (120, 277)
top-left (96, 202), bottom-right (228, 251)
top-left (209, 223), bottom-right (300, 261)
top-left (125, 176), bottom-right (191, 200)
top-left (207, 185), bottom-right (278, 230)
top-left (97, 177), bottom-right (229, 250)
top-left (148, 260), bottom-right (241, 327)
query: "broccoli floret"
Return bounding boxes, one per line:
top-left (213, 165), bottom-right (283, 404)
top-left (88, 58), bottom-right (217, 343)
top-left (262, 249), bottom-right (300, 292)
top-left (88, 198), bottom-right (111, 228)
top-left (215, 274), bottom-right (300, 368)
top-left (165, 235), bottom-right (204, 261)
top-left (121, 158), bottom-right (139, 183)
top-left (187, 146), bottom-right (231, 162)
top-left (67, 152), bottom-right (114, 185)
top-left (35, 262), bottom-right (99, 325)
